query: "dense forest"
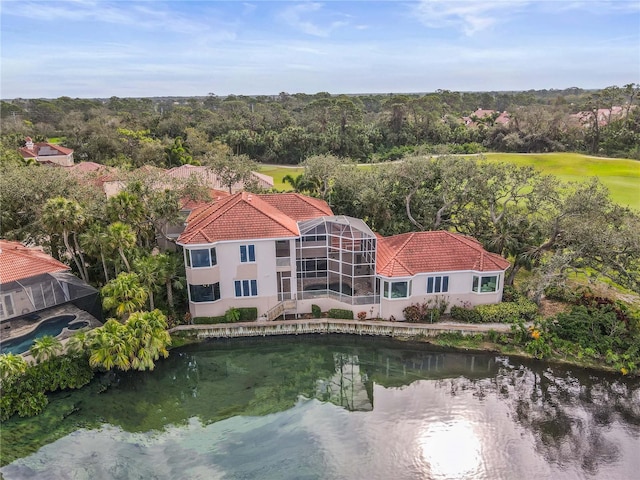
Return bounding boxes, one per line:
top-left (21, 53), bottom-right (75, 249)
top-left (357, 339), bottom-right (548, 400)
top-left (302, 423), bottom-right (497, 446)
top-left (1, 84), bottom-right (639, 167)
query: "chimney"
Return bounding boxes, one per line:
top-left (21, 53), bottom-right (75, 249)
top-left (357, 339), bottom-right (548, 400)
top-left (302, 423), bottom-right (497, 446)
top-left (25, 137), bottom-right (34, 150)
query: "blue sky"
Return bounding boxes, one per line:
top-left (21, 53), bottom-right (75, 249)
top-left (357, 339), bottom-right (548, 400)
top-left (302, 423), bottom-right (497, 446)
top-left (1, 0), bottom-right (639, 98)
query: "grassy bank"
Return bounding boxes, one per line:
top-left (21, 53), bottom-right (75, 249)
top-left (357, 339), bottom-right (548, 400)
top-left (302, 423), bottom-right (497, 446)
top-left (476, 153), bottom-right (640, 209)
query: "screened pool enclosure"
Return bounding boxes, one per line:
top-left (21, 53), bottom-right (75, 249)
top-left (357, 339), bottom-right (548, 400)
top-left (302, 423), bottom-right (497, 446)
top-left (296, 216), bottom-right (379, 305)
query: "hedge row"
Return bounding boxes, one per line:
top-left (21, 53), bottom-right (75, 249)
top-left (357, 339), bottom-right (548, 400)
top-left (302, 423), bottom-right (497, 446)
top-left (327, 308), bottom-right (354, 320)
top-left (451, 299), bottom-right (539, 324)
top-left (193, 307), bottom-right (258, 324)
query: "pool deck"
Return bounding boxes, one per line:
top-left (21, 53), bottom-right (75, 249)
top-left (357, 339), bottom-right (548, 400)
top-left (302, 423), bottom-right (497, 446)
top-left (170, 318), bottom-right (513, 339)
top-left (0, 304), bottom-right (102, 345)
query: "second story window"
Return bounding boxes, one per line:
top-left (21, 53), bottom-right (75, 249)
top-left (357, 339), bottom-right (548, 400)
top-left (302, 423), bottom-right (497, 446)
top-left (188, 248), bottom-right (217, 268)
top-left (240, 244), bottom-right (256, 263)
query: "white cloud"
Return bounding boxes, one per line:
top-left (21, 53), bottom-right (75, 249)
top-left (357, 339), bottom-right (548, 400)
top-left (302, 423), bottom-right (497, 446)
top-left (2, 1), bottom-right (233, 37)
top-left (413, 0), bottom-right (531, 35)
top-left (278, 2), bottom-right (349, 37)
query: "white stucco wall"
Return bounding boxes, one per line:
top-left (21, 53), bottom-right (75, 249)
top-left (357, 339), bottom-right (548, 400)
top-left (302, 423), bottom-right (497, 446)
top-left (379, 270), bottom-right (505, 320)
top-left (184, 238), bottom-right (295, 318)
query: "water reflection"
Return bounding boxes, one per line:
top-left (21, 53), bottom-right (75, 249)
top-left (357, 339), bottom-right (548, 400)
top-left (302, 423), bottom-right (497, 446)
top-left (1, 337), bottom-right (639, 479)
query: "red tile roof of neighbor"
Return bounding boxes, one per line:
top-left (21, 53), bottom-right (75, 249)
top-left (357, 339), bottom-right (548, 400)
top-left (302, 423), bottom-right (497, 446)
top-left (179, 192), bottom-right (333, 244)
top-left (376, 231), bottom-right (511, 277)
top-left (19, 142), bottom-right (74, 158)
top-left (180, 189), bottom-right (230, 211)
top-left (0, 240), bottom-right (69, 284)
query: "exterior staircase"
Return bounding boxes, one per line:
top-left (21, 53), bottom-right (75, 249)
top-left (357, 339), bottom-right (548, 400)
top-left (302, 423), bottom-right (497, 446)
top-left (265, 299), bottom-right (297, 322)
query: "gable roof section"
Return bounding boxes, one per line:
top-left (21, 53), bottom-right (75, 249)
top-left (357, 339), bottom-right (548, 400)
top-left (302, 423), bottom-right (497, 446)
top-left (19, 142), bottom-right (74, 158)
top-left (0, 240), bottom-right (69, 284)
top-left (376, 231), bottom-right (510, 277)
top-left (259, 193), bottom-right (333, 220)
top-left (178, 192), bottom-right (301, 244)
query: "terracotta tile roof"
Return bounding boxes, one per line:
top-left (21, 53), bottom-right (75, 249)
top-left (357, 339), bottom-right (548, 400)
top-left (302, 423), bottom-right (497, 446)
top-left (258, 193), bottom-right (333, 220)
top-left (376, 231), bottom-right (510, 277)
top-left (0, 240), bottom-right (69, 284)
top-left (178, 192), bottom-right (302, 244)
top-left (166, 164), bottom-right (273, 192)
top-left (180, 189), bottom-right (229, 211)
top-left (65, 161), bottom-right (107, 173)
top-left (19, 142), bottom-right (74, 158)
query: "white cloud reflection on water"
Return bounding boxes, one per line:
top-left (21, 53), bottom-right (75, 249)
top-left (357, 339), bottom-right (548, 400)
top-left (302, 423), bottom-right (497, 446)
top-left (3, 378), bottom-right (640, 480)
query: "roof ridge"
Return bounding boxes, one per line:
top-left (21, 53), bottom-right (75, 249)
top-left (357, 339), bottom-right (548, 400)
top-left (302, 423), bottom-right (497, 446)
top-left (380, 232), bottom-right (414, 275)
top-left (245, 194), bottom-right (299, 235)
top-left (181, 194), bottom-right (243, 242)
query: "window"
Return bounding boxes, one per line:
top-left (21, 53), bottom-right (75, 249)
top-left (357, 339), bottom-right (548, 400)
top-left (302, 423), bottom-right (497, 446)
top-left (427, 276), bottom-right (449, 294)
top-left (240, 244), bottom-right (256, 262)
top-left (472, 275), bottom-right (499, 293)
top-left (189, 283), bottom-right (220, 303)
top-left (383, 281), bottom-right (410, 299)
top-left (189, 248), bottom-right (217, 268)
top-left (235, 279), bottom-right (258, 297)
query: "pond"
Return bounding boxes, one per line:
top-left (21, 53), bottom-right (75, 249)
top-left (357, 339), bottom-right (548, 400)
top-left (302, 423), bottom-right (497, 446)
top-left (1, 336), bottom-right (639, 479)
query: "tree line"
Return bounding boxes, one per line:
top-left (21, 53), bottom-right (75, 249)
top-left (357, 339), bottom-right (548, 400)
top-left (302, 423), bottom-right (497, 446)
top-left (1, 84), bottom-right (639, 167)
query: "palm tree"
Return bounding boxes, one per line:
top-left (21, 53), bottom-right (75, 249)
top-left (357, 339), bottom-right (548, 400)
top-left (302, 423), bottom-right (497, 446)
top-left (65, 330), bottom-right (92, 356)
top-left (101, 272), bottom-right (148, 320)
top-left (133, 255), bottom-right (162, 310)
top-left (282, 173), bottom-right (317, 193)
top-left (88, 319), bottom-right (132, 371)
top-left (30, 335), bottom-right (63, 363)
top-left (80, 223), bottom-right (111, 283)
top-left (42, 197), bottom-right (89, 282)
top-left (0, 353), bottom-right (28, 382)
top-left (126, 310), bottom-right (171, 370)
top-left (106, 221), bottom-right (136, 272)
top-left (155, 253), bottom-right (184, 310)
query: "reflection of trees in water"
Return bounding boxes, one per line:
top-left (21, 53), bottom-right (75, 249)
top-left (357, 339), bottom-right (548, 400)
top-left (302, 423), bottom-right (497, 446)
top-left (434, 360), bottom-right (640, 475)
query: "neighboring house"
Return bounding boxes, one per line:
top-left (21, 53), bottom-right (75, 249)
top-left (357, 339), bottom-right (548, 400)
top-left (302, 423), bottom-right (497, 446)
top-left (462, 109), bottom-right (510, 127)
top-left (0, 240), bottom-right (101, 323)
top-left (101, 164), bottom-right (273, 198)
top-left (166, 164), bottom-right (274, 193)
top-left (177, 192), bottom-right (511, 321)
top-left (569, 106), bottom-right (626, 128)
top-left (19, 137), bottom-right (74, 166)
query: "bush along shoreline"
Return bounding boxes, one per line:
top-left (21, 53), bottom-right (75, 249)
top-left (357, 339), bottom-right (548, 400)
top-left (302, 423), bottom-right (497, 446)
top-left (409, 288), bottom-right (640, 376)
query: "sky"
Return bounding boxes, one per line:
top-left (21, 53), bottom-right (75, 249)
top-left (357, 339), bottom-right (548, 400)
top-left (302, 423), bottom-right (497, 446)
top-left (1, 0), bottom-right (639, 98)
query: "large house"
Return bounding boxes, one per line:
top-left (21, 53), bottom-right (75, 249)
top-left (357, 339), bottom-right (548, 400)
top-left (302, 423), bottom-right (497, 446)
top-left (19, 137), bottom-right (74, 166)
top-left (177, 192), bottom-right (510, 321)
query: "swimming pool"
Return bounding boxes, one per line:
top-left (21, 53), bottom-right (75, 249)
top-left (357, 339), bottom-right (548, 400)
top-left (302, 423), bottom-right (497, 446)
top-left (0, 315), bottom-right (88, 355)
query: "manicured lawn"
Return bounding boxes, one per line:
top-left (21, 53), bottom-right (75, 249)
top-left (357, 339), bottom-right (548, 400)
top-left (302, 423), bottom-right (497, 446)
top-left (260, 153), bottom-right (639, 209)
top-left (258, 165), bottom-right (304, 190)
top-left (475, 153), bottom-right (640, 209)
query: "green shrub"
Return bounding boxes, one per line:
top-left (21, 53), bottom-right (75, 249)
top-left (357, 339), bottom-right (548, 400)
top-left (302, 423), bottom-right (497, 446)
top-left (327, 308), bottom-right (354, 320)
top-left (311, 304), bottom-right (322, 318)
top-left (225, 307), bottom-right (241, 323)
top-left (450, 306), bottom-right (482, 323)
top-left (192, 316), bottom-right (228, 324)
top-left (238, 307), bottom-right (258, 321)
top-left (475, 299), bottom-right (539, 323)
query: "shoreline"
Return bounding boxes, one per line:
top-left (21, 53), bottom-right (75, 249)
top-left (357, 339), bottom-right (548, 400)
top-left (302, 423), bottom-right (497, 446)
top-left (169, 319), bottom-right (632, 377)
